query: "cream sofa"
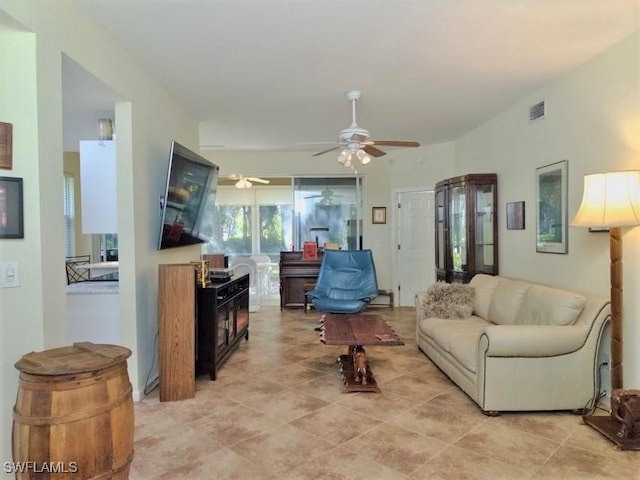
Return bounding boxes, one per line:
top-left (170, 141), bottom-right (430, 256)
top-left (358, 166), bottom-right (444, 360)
top-left (415, 274), bottom-right (610, 413)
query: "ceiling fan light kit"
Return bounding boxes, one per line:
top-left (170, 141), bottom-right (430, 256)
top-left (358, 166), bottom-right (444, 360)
top-left (229, 174), bottom-right (270, 189)
top-left (235, 178), bottom-right (252, 189)
top-left (313, 90), bottom-right (420, 169)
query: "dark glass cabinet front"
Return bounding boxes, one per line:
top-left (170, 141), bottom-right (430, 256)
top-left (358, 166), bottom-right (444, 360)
top-left (197, 274), bottom-right (250, 380)
top-left (435, 173), bottom-right (498, 283)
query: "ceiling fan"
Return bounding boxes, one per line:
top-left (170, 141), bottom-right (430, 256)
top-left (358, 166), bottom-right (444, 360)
top-left (311, 90), bottom-right (420, 168)
top-left (304, 188), bottom-right (343, 205)
top-left (229, 174), bottom-right (270, 189)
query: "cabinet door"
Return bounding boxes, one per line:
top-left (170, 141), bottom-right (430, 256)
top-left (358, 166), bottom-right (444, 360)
top-left (435, 188), bottom-right (446, 272)
top-left (216, 302), bottom-right (230, 349)
top-left (448, 185), bottom-right (466, 273)
top-left (236, 291), bottom-right (249, 335)
top-left (474, 183), bottom-right (496, 273)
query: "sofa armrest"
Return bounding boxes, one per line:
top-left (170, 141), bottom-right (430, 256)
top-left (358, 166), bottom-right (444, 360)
top-left (415, 291), bottom-right (430, 320)
top-left (480, 324), bottom-right (590, 357)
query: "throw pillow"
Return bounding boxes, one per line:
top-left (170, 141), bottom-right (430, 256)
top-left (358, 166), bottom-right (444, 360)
top-left (422, 281), bottom-right (475, 319)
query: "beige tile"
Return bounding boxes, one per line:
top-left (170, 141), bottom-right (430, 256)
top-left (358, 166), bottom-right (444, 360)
top-left (337, 389), bottom-right (424, 422)
top-left (280, 444), bottom-right (410, 480)
top-left (266, 362), bottom-right (332, 387)
top-left (390, 400), bottom-right (487, 444)
top-left (153, 447), bottom-right (278, 480)
top-left (532, 444), bottom-right (640, 480)
top-left (343, 422), bottom-right (449, 475)
top-left (245, 388), bottom-right (330, 422)
top-left (455, 422), bottom-right (561, 471)
top-left (289, 403), bottom-right (383, 445)
top-left (227, 423), bottom-right (335, 475)
top-left (410, 445), bottom-right (530, 480)
top-left (378, 374), bottom-right (452, 400)
top-left (488, 411), bottom-right (582, 443)
top-left (132, 424), bottom-right (223, 478)
top-left (186, 402), bottom-right (287, 447)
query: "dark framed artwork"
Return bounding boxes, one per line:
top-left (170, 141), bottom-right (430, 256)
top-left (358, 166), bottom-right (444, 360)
top-left (506, 201), bottom-right (525, 230)
top-left (0, 177), bottom-right (24, 238)
top-left (372, 206), bottom-right (386, 224)
top-left (536, 160), bottom-right (568, 254)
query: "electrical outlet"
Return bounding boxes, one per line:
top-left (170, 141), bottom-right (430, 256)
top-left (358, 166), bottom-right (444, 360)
top-left (0, 261), bottom-right (20, 288)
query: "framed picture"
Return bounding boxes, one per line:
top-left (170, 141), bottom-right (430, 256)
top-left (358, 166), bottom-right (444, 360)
top-left (0, 122), bottom-right (12, 170)
top-left (372, 206), bottom-right (386, 224)
top-left (536, 160), bottom-right (568, 253)
top-left (506, 201), bottom-right (525, 230)
top-left (0, 177), bottom-right (24, 239)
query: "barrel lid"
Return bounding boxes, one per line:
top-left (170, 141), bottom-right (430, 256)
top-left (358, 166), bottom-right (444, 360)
top-left (15, 342), bottom-right (132, 375)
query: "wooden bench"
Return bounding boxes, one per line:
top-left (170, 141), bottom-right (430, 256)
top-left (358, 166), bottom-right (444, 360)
top-left (369, 289), bottom-right (394, 309)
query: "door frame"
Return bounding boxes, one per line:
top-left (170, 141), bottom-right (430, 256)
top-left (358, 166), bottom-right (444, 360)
top-left (390, 185), bottom-right (435, 307)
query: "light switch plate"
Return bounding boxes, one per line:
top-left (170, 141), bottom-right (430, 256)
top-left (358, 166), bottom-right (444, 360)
top-left (0, 261), bottom-right (20, 288)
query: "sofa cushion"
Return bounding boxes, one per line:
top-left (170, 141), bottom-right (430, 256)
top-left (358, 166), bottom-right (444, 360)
top-left (429, 317), bottom-right (487, 354)
top-left (488, 279), bottom-right (530, 325)
top-left (516, 284), bottom-right (586, 326)
top-left (448, 334), bottom-right (480, 373)
top-left (422, 282), bottom-right (474, 319)
top-left (469, 274), bottom-right (501, 320)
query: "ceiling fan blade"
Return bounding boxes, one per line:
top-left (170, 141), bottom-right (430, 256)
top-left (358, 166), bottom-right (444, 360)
top-left (363, 145), bottom-right (387, 158)
top-left (312, 146), bottom-right (341, 157)
top-left (247, 177), bottom-right (270, 184)
top-left (370, 140), bottom-right (420, 148)
top-left (351, 133), bottom-right (369, 143)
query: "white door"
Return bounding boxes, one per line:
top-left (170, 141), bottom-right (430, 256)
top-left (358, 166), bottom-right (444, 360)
top-left (396, 190), bottom-right (435, 306)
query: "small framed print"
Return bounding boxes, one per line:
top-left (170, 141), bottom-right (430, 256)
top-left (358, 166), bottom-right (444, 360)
top-left (0, 122), bottom-right (12, 170)
top-left (0, 176), bottom-right (24, 238)
top-left (372, 207), bottom-right (386, 225)
top-left (506, 201), bottom-right (525, 230)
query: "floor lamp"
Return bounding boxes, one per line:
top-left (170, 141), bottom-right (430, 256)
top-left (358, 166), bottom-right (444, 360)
top-left (570, 170), bottom-right (640, 449)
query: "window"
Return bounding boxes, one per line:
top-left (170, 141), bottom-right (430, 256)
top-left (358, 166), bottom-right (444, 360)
top-left (293, 176), bottom-right (363, 250)
top-left (208, 205), bottom-right (253, 256)
top-left (63, 173), bottom-right (75, 257)
top-left (259, 204), bottom-right (293, 261)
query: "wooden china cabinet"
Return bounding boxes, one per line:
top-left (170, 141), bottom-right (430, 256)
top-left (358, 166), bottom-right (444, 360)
top-left (435, 173), bottom-right (498, 283)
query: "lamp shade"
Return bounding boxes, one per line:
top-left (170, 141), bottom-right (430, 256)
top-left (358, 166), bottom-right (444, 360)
top-left (571, 171), bottom-right (640, 227)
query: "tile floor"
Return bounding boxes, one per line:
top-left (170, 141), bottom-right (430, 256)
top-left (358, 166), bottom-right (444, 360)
top-left (131, 306), bottom-right (639, 479)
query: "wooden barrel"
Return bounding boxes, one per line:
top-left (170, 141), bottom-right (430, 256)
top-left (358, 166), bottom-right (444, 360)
top-left (12, 342), bottom-right (134, 479)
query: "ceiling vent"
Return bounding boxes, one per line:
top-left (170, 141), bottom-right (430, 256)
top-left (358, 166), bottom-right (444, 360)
top-left (529, 101), bottom-right (546, 121)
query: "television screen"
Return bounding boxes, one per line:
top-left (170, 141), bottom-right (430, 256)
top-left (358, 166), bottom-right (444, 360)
top-left (158, 141), bottom-right (219, 250)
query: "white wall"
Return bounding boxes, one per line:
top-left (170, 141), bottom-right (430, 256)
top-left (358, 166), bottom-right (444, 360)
top-left (0, 18), bottom-right (45, 469)
top-left (455, 31), bottom-right (640, 388)
top-left (0, 1), bottom-right (201, 465)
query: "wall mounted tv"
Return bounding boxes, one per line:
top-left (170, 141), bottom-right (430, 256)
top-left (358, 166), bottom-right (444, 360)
top-left (158, 141), bottom-right (219, 250)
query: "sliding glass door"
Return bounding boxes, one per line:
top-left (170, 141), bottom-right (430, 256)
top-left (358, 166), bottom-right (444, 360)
top-left (293, 176), bottom-right (363, 250)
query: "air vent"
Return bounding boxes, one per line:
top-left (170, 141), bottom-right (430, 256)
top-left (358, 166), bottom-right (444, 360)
top-left (529, 101), bottom-right (545, 121)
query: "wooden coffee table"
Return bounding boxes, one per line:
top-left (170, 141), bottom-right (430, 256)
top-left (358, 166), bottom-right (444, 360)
top-left (319, 313), bottom-right (404, 393)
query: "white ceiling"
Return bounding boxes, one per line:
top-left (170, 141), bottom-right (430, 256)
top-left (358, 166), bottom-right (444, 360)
top-left (66, 0), bottom-right (640, 153)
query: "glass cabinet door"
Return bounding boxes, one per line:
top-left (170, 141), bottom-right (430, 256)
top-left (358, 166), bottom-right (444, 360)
top-left (216, 303), bottom-right (229, 349)
top-left (475, 183), bottom-right (495, 273)
top-left (435, 189), bottom-right (445, 271)
top-left (448, 185), bottom-right (466, 273)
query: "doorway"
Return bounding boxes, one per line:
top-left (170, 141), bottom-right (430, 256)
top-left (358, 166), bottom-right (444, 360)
top-left (394, 189), bottom-right (435, 306)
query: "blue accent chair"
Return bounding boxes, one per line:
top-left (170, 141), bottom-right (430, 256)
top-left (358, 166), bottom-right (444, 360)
top-left (307, 249), bottom-right (379, 314)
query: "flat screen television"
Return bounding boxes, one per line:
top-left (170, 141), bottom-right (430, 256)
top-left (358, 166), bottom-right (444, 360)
top-left (158, 141), bottom-right (219, 250)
